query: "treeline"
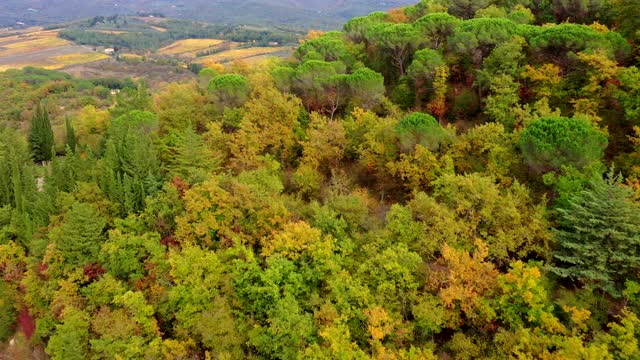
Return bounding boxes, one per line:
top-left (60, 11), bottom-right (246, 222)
top-left (58, 16), bottom-right (302, 51)
top-left (1, 0), bottom-right (640, 359)
top-left (0, 67), bottom-right (137, 127)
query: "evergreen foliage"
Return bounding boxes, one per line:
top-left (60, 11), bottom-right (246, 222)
top-left (396, 112), bottom-right (448, 152)
top-left (65, 117), bottom-right (77, 153)
top-left (519, 116), bottom-right (607, 173)
top-left (3, 1), bottom-right (640, 358)
top-left (28, 103), bottom-right (54, 163)
top-left (0, 281), bottom-right (16, 342)
top-left (552, 172), bottom-right (640, 297)
top-left (51, 202), bottom-right (107, 268)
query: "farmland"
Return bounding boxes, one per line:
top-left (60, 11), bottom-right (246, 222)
top-left (0, 29), bottom-right (109, 71)
top-left (47, 52), bottom-right (110, 68)
top-left (0, 20), bottom-right (296, 80)
top-left (158, 39), bottom-right (229, 58)
top-left (195, 46), bottom-right (294, 64)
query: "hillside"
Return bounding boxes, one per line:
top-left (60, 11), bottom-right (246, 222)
top-left (0, 17), bottom-right (299, 85)
top-left (3, 0), bottom-right (640, 359)
top-left (0, 0), bottom-right (416, 29)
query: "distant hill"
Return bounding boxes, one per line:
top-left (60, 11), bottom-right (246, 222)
top-left (0, 0), bottom-right (416, 29)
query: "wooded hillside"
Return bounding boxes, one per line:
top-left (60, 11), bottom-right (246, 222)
top-left (2, 0), bottom-right (640, 358)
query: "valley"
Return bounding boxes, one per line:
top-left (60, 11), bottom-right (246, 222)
top-left (0, 16), bottom-right (299, 85)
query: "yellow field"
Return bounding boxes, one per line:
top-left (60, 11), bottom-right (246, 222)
top-left (47, 52), bottom-right (110, 68)
top-left (120, 53), bottom-right (144, 59)
top-left (0, 30), bottom-right (72, 59)
top-left (0, 37), bottom-right (71, 56)
top-left (195, 47), bottom-right (293, 64)
top-left (158, 39), bottom-right (227, 57)
top-left (0, 26), bottom-right (46, 39)
top-left (0, 62), bottom-right (49, 71)
top-left (149, 26), bottom-right (168, 32)
top-left (92, 30), bottom-right (130, 35)
top-left (0, 28), bottom-right (110, 71)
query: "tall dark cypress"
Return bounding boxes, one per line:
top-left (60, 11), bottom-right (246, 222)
top-left (65, 116), bottom-right (77, 153)
top-left (28, 103), bottom-right (55, 162)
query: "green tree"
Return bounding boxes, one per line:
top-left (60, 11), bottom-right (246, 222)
top-left (552, 172), bottom-right (640, 297)
top-left (100, 226), bottom-right (165, 282)
top-left (50, 202), bottom-right (107, 268)
top-left (484, 74), bottom-right (524, 130)
top-left (208, 74), bottom-right (250, 110)
top-left (519, 116), bottom-right (607, 174)
top-left (448, 0), bottom-right (491, 19)
top-left (395, 112), bottom-right (448, 153)
top-left (358, 243), bottom-right (422, 316)
top-left (293, 60), bottom-right (346, 113)
top-left (154, 83), bottom-right (213, 132)
top-left (74, 105), bottom-right (110, 153)
top-left (414, 13), bottom-right (461, 50)
top-left (160, 126), bottom-right (222, 184)
top-left (249, 294), bottom-right (317, 359)
top-left (295, 32), bottom-right (356, 67)
top-left (612, 0), bottom-right (640, 42)
top-left (0, 129), bottom-right (36, 211)
top-left (368, 22), bottom-right (420, 76)
top-left (89, 291), bottom-right (163, 359)
top-left (529, 24), bottom-right (630, 66)
top-left (408, 49), bottom-right (446, 106)
top-left (46, 308), bottom-right (90, 360)
top-left (345, 67), bottom-right (385, 110)
top-left (28, 103), bottom-right (54, 163)
top-left (601, 310), bottom-right (640, 358)
top-left (496, 261), bottom-right (554, 329)
top-left (616, 67), bottom-right (640, 125)
top-left (0, 129), bottom-right (39, 245)
top-left (100, 111), bottom-right (161, 214)
top-left (343, 11), bottom-right (388, 44)
top-left (449, 18), bottom-right (518, 65)
top-left (110, 83), bottom-right (152, 119)
top-left (0, 280), bottom-right (16, 342)
top-left (429, 174), bottom-right (551, 263)
top-left (65, 116), bottom-right (77, 153)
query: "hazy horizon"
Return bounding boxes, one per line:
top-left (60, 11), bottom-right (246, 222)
top-left (0, 0), bottom-right (416, 29)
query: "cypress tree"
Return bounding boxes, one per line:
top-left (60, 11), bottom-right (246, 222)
top-left (52, 202), bottom-right (107, 268)
top-left (28, 103), bottom-right (55, 163)
top-left (65, 116), bottom-right (76, 153)
top-left (551, 171), bottom-right (640, 297)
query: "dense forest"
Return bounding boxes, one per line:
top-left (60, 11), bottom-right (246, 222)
top-left (2, 0), bottom-right (640, 358)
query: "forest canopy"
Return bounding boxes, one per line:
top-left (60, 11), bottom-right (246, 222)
top-left (2, 0), bottom-right (640, 358)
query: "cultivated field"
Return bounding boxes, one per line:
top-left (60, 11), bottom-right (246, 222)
top-left (92, 30), bottom-right (131, 35)
top-left (149, 26), bottom-right (168, 32)
top-left (195, 46), bottom-right (294, 64)
top-left (0, 26), bottom-right (293, 74)
top-left (158, 38), bottom-right (229, 57)
top-left (120, 53), bottom-right (144, 60)
top-left (47, 52), bottom-right (110, 68)
top-left (0, 29), bottom-right (109, 71)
